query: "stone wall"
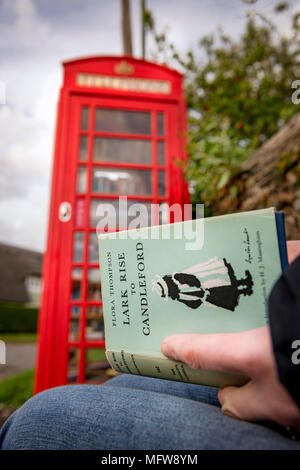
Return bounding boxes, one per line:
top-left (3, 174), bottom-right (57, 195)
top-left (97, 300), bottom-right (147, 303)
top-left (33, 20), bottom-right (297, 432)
top-left (211, 113), bottom-right (300, 240)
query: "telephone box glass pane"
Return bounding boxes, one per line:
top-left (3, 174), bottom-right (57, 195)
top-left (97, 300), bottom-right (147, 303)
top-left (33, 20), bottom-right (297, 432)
top-left (158, 170), bottom-right (166, 196)
top-left (69, 306), bottom-right (81, 342)
top-left (90, 199), bottom-right (152, 228)
top-left (71, 268), bottom-right (82, 300)
top-left (89, 232), bottom-right (99, 263)
top-left (68, 348), bottom-right (79, 383)
top-left (81, 106), bottom-right (89, 131)
top-left (86, 306), bottom-right (104, 341)
top-left (85, 348), bottom-right (107, 382)
top-left (75, 198), bottom-right (86, 227)
top-left (87, 268), bottom-right (101, 301)
top-left (158, 141), bottom-right (165, 165)
top-left (95, 109), bottom-right (151, 135)
top-left (77, 167), bottom-right (87, 193)
top-left (93, 137), bottom-right (152, 164)
top-left (73, 232), bottom-right (84, 263)
top-left (157, 113), bottom-right (164, 136)
top-left (79, 136), bottom-right (88, 161)
top-left (92, 168), bottom-right (152, 196)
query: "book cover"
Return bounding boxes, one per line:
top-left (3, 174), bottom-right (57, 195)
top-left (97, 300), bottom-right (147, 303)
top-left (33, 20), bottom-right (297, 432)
top-left (98, 207), bottom-right (286, 388)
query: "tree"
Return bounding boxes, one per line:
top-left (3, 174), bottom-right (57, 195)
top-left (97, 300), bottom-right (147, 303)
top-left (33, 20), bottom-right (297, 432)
top-left (121, 0), bottom-right (133, 55)
top-left (148, 4), bottom-right (300, 211)
top-left (141, 0), bottom-right (154, 58)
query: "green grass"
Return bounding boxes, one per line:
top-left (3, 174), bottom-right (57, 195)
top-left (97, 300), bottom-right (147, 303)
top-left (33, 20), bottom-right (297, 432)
top-left (86, 348), bottom-right (107, 362)
top-left (0, 333), bottom-right (37, 343)
top-left (0, 369), bottom-right (34, 408)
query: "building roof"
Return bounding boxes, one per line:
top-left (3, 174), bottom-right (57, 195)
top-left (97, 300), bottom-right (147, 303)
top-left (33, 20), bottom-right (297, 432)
top-left (0, 243), bottom-right (43, 303)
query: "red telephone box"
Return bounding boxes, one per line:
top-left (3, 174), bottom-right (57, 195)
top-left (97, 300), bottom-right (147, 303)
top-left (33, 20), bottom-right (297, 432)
top-left (35, 56), bottom-right (189, 393)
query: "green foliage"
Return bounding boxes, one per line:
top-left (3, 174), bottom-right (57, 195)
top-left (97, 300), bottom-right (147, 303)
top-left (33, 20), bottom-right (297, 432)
top-left (149, 6), bottom-right (300, 208)
top-left (0, 370), bottom-right (34, 408)
top-left (277, 150), bottom-right (300, 175)
top-left (186, 117), bottom-right (250, 203)
top-left (0, 303), bottom-right (38, 333)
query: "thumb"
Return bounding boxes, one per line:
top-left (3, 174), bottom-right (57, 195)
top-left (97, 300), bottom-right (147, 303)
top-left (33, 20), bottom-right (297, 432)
top-left (161, 332), bottom-right (255, 376)
top-left (218, 381), bottom-right (269, 422)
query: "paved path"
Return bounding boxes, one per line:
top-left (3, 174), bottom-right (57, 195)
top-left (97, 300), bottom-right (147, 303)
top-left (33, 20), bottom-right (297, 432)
top-left (0, 343), bottom-right (36, 380)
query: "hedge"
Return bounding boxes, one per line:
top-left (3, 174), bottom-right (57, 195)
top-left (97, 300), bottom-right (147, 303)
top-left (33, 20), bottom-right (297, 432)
top-left (0, 303), bottom-right (38, 333)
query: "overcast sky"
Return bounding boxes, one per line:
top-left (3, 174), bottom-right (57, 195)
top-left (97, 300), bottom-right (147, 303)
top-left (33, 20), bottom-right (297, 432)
top-left (0, 0), bottom-right (299, 252)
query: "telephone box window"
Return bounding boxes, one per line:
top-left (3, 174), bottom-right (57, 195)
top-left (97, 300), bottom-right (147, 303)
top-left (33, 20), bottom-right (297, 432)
top-left (93, 137), bottom-right (152, 164)
top-left (157, 112), bottom-right (164, 136)
top-left (87, 268), bottom-right (102, 301)
top-left (158, 170), bottom-right (166, 197)
top-left (73, 232), bottom-right (84, 263)
top-left (77, 167), bottom-right (87, 193)
top-left (85, 348), bottom-right (106, 382)
top-left (88, 232), bottom-right (99, 263)
top-left (92, 168), bottom-right (152, 196)
top-left (69, 306), bottom-right (81, 342)
top-left (86, 306), bottom-right (104, 341)
top-left (90, 199), bottom-right (118, 229)
top-left (79, 136), bottom-right (88, 161)
top-left (80, 106), bottom-right (89, 131)
top-left (71, 268), bottom-right (82, 300)
top-left (158, 141), bottom-right (165, 166)
top-left (75, 198), bottom-right (86, 227)
top-left (68, 348), bottom-right (79, 383)
top-left (95, 108), bottom-right (151, 135)
top-left (90, 198), bottom-right (152, 228)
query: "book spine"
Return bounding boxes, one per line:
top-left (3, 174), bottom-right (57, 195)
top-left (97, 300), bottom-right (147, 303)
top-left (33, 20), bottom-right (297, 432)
top-left (106, 349), bottom-right (248, 388)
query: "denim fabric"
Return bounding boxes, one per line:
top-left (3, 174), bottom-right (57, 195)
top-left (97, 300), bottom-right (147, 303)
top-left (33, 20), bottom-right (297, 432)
top-left (1, 374), bottom-right (299, 450)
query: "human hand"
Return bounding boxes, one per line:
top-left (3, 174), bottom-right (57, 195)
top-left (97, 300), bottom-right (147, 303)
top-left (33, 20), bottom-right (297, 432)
top-left (161, 241), bottom-right (300, 433)
top-left (161, 327), bottom-right (300, 432)
top-left (287, 240), bottom-right (300, 264)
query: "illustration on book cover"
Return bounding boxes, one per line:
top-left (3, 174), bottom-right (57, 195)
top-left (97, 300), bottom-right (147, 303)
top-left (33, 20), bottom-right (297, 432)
top-left (152, 256), bottom-right (254, 312)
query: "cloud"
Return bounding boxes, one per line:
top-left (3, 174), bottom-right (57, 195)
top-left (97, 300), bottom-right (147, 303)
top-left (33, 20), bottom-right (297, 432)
top-left (0, 0), bottom-right (297, 252)
top-left (14, 0), bottom-right (50, 34)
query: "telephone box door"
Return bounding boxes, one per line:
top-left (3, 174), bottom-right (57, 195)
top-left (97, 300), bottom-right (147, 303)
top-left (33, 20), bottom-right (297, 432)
top-left (36, 92), bottom-right (184, 391)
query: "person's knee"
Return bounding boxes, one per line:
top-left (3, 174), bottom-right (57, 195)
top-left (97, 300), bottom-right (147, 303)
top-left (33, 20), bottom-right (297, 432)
top-left (14, 385), bottom-right (77, 420)
top-left (0, 385), bottom-right (86, 449)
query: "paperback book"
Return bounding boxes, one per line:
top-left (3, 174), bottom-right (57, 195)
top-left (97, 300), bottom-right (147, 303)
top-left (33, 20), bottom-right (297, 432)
top-left (98, 208), bottom-right (287, 388)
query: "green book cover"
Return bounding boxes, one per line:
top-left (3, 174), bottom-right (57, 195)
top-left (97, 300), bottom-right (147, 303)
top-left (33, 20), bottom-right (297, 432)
top-left (98, 208), bottom-right (284, 388)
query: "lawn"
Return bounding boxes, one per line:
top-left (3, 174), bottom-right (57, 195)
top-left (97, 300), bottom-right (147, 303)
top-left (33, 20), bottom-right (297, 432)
top-left (0, 347), bottom-right (108, 409)
top-left (0, 333), bottom-right (37, 343)
top-left (0, 340), bottom-right (108, 416)
top-left (0, 369), bottom-right (34, 408)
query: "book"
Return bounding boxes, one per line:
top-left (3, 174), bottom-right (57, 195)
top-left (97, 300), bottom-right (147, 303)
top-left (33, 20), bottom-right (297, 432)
top-left (98, 207), bottom-right (287, 388)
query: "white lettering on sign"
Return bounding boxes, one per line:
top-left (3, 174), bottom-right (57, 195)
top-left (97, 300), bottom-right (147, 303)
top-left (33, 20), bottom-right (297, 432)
top-left (76, 73), bottom-right (171, 95)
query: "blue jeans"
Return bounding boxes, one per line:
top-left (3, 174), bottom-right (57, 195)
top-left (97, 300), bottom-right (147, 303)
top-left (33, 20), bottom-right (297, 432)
top-left (0, 374), bottom-right (299, 450)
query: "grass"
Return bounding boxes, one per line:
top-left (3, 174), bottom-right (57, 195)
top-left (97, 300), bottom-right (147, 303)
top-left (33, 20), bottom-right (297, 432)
top-left (0, 369), bottom-right (34, 408)
top-left (0, 346), bottom-right (107, 410)
top-left (86, 347), bottom-right (107, 362)
top-left (0, 333), bottom-right (37, 343)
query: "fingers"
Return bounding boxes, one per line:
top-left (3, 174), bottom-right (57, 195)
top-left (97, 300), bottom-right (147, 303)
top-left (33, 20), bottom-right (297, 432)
top-left (161, 329), bottom-right (263, 377)
top-left (287, 240), bottom-right (300, 264)
top-left (218, 382), bottom-right (270, 422)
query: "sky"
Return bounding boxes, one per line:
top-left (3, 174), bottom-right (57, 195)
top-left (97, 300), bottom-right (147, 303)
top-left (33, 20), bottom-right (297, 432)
top-left (0, 0), bottom-right (299, 252)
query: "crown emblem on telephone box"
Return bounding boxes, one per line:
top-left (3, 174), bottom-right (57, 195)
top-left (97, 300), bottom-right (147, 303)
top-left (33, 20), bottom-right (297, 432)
top-left (114, 60), bottom-right (134, 75)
